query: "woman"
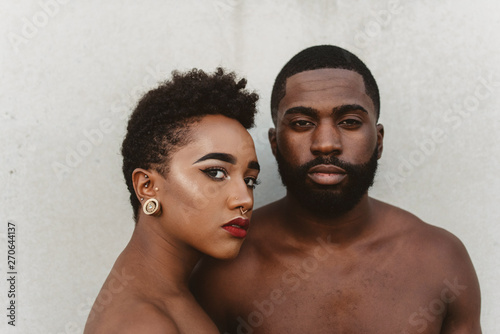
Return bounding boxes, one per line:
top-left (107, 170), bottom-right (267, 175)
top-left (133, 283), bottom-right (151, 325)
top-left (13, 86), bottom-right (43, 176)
top-left (84, 68), bottom-right (260, 333)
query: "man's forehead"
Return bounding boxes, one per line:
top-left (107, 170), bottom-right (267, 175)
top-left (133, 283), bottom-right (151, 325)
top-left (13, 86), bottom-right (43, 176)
top-left (278, 68), bottom-right (374, 115)
top-left (284, 68), bottom-right (366, 94)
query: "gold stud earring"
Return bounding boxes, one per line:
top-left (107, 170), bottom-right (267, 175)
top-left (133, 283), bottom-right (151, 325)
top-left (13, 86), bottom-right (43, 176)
top-left (143, 198), bottom-right (161, 216)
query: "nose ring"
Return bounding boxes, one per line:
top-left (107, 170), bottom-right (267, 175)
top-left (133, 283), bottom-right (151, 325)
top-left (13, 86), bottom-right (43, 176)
top-left (239, 207), bottom-right (248, 215)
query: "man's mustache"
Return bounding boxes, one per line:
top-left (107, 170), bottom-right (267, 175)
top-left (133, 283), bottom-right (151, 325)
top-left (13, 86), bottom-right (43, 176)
top-left (300, 156), bottom-right (355, 174)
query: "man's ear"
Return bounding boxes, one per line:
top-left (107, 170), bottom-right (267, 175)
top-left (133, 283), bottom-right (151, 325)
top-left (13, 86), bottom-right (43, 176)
top-left (132, 168), bottom-right (161, 203)
top-left (268, 128), bottom-right (277, 157)
top-left (376, 123), bottom-right (384, 159)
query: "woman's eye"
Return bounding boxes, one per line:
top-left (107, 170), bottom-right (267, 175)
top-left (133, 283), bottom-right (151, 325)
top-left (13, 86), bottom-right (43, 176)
top-left (202, 168), bottom-right (228, 181)
top-left (245, 177), bottom-right (260, 189)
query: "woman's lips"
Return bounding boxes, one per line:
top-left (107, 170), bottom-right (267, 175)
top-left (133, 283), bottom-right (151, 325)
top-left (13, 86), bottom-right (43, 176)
top-left (307, 164), bottom-right (347, 185)
top-left (222, 217), bottom-right (250, 238)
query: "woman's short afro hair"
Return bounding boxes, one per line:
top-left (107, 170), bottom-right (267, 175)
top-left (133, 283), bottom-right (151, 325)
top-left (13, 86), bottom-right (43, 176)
top-left (121, 67), bottom-right (259, 220)
top-left (270, 45), bottom-right (380, 124)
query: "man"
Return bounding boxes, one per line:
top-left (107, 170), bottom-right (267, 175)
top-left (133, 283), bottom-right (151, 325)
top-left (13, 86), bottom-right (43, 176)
top-left (191, 45), bottom-right (481, 333)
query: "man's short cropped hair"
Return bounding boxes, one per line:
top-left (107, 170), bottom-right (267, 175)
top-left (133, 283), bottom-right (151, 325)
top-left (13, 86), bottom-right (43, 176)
top-left (270, 45), bottom-right (380, 124)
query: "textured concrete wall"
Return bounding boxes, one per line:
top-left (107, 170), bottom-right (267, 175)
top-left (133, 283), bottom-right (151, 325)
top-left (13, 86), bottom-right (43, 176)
top-left (1, 0), bottom-right (498, 333)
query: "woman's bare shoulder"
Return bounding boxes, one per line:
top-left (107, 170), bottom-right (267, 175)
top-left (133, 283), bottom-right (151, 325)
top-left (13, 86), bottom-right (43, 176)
top-left (84, 300), bottom-right (179, 334)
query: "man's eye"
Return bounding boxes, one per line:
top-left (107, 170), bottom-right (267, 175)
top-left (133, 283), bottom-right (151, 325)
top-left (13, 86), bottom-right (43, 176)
top-left (291, 120), bottom-right (314, 127)
top-left (244, 177), bottom-right (260, 189)
top-left (339, 119), bottom-right (361, 127)
top-left (202, 168), bottom-right (228, 181)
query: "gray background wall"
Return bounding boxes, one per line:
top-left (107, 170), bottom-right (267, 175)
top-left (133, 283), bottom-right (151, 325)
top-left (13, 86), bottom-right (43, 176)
top-left (1, 0), bottom-right (499, 333)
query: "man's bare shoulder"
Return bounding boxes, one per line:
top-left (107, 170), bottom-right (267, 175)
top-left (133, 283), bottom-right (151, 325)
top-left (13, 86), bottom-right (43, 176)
top-left (256, 198), bottom-right (468, 258)
top-left (85, 299), bottom-right (179, 334)
top-left (374, 199), bottom-right (477, 280)
top-left (375, 200), bottom-right (481, 332)
top-left (376, 199), bottom-right (468, 251)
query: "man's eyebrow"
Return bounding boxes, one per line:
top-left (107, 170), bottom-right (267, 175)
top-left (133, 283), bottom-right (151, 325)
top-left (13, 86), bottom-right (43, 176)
top-left (283, 106), bottom-right (318, 118)
top-left (332, 104), bottom-right (368, 115)
top-left (193, 152), bottom-right (236, 165)
top-left (284, 105), bottom-right (368, 118)
top-left (248, 161), bottom-right (260, 171)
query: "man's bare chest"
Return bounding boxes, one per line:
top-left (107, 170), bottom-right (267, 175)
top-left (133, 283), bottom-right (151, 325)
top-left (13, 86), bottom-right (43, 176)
top-left (224, 255), bottom-right (446, 334)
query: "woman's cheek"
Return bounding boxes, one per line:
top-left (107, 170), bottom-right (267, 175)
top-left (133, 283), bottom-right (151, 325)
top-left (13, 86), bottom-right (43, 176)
top-left (168, 174), bottom-right (225, 213)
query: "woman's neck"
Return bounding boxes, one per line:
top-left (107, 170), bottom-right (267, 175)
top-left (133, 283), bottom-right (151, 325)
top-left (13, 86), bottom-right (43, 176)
top-left (118, 218), bottom-right (202, 296)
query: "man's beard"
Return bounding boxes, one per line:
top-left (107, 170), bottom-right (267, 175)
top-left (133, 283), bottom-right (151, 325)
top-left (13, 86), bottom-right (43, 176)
top-left (275, 146), bottom-right (379, 219)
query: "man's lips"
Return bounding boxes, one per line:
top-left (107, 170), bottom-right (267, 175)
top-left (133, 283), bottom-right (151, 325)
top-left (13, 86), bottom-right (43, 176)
top-left (222, 217), bottom-right (250, 238)
top-left (307, 164), bottom-right (347, 185)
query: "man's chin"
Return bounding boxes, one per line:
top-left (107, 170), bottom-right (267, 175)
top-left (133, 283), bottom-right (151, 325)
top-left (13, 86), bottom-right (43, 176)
top-left (306, 181), bottom-right (344, 191)
top-left (275, 145), bottom-right (379, 219)
top-left (287, 188), bottom-right (358, 219)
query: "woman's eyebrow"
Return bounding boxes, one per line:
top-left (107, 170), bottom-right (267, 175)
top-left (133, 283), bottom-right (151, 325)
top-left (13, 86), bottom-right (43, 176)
top-left (194, 153), bottom-right (259, 171)
top-left (193, 152), bottom-right (236, 165)
top-left (248, 161), bottom-right (260, 171)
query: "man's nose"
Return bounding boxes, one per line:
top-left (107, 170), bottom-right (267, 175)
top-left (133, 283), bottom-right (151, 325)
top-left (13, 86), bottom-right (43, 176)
top-left (310, 122), bottom-right (342, 156)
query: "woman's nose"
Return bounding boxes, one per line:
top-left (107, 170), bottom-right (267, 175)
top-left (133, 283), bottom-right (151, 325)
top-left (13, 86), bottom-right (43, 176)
top-left (228, 181), bottom-right (253, 214)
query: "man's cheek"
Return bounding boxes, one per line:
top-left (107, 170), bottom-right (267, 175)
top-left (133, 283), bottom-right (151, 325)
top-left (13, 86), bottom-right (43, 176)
top-left (343, 144), bottom-right (373, 164)
top-left (279, 139), bottom-right (307, 159)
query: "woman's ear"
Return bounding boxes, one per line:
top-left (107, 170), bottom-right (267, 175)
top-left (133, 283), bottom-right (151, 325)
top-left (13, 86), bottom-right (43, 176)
top-left (132, 168), bottom-right (161, 203)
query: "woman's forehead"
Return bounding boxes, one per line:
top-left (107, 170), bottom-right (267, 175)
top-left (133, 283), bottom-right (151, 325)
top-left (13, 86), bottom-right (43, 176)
top-left (173, 115), bottom-right (257, 164)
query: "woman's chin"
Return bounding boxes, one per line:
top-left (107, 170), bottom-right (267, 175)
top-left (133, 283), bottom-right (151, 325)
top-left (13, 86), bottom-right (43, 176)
top-left (207, 244), bottom-right (243, 261)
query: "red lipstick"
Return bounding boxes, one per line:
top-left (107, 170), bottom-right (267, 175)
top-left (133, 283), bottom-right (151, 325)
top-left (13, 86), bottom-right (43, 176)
top-left (222, 217), bottom-right (250, 238)
top-left (308, 164), bottom-right (347, 185)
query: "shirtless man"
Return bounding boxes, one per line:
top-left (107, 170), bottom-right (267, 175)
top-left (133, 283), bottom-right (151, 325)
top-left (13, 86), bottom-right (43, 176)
top-left (191, 45), bottom-right (481, 333)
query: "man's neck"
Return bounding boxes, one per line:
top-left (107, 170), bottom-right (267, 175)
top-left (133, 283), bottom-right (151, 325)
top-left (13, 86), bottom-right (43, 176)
top-left (280, 192), bottom-right (378, 248)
